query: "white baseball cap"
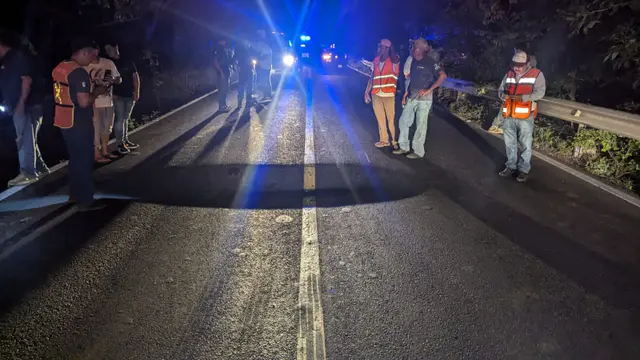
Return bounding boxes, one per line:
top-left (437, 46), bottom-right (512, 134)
top-left (512, 51), bottom-right (528, 65)
top-left (380, 39), bottom-right (392, 47)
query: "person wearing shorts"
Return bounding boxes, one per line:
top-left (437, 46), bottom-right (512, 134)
top-left (84, 45), bottom-right (121, 163)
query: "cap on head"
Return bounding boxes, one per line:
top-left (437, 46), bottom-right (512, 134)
top-left (379, 39), bottom-right (392, 48)
top-left (512, 50), bottom-right (528, 65)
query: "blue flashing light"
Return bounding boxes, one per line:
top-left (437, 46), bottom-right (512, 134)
top-left (289, 40), bottom-right (293, 47)
top-left (300, 35), bottom-right (311, 42)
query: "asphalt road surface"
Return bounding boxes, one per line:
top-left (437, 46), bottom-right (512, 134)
top-left (1, 72), bottom-right (639, 360)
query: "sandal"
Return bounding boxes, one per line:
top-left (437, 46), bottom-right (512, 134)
top-left (375, 141), bottom-right (390, 148)
top-left (95, 156), bottom-right (111, 164)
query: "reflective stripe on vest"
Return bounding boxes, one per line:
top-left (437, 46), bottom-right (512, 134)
top-left (502, 68), bottom-right (541, 119)
top-left (371, 56), bottom-right (399, 95)
top-left (52, 61), bottom-right (82, 129)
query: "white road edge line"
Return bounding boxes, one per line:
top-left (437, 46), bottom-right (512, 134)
top-left (0, 206), bottom-right (77, 262)
top-left (0, 87), bottom-right (227, 203)
top-left (297, 86), bottom-right (327, 360)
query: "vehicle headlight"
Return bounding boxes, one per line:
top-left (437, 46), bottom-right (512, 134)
top-left (252, 59), bottom-right (257, 65)
top-left (283, 54), bottom-right (294, 67)
top-left (322, 53), bottom-right (332, 61)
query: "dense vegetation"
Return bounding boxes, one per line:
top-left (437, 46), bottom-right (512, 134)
top-left (417, 0), bottom-right (640, 194)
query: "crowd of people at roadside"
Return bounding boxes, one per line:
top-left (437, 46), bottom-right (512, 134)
top-left (212, 29), bottom-right (275, 113)
top-left (0, 32), bottom-right (140, 210)
top-left (364, 37), bottom-right (546, 183)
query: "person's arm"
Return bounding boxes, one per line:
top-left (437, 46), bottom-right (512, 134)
top-left (522, 72), bottom-right (546, 102)
top-left (417, 65), bottom-right (448, 97)
top-left (365, 71), bottom-right (373, 99)
top-left (70, 69), bottom-right (106, 108)
top-left (15, 55), bottom-right (32, 115)
top-left (498, 74), bottom-right (508, 101)
top-left (110, 60), bottom-right (122, 84)
top-left (133, 62), bottom-right (140, 101)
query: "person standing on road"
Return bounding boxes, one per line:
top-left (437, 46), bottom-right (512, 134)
top-left (364, 39), bottom-right (400, 149)
top-left (253, 29), bottom-right (273, 101)
top-left (213, 38), bottom-right (232, 112)
top-left (394, 38), bottom-right (447, 159)
top-left (498, 50), bottom-right (546, 183)
top-left (234, 38), bottom-right (254, 106)
top-left (53, 37), bottom-right (108, 210)
top-left (105, 41), bottom-right (140, 154)
top-left (0, 32), bottom-right (50, 186)
top-left (84, 43), bottom-right (121, 163)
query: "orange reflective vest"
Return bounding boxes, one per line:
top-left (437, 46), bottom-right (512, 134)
top-left (52, 61), bottom-right (83, 129)
top-left (371, 56), bottom-right (399, 95)
top-left (502, 67), bottom-right (541, 119)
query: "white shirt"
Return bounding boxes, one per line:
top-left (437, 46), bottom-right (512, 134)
top-left (84, 57), bottom-right (120, 108)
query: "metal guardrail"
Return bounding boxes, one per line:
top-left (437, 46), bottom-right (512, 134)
top-left (350, 58), bottom-right (640, 141)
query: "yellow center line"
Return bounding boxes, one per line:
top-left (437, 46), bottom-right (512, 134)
top-left (297, 82), bottom-right (327, 360)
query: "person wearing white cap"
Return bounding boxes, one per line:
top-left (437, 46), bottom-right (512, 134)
top-left (498, 50), bottom-right (546, 182)
top-left (364, 38), bottom-right (401, 149)
top-left (393, 38), bottom-right (447, 159)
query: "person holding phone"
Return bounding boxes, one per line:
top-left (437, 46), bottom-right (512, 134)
top-left (84, 43), bottom-right (121, 163)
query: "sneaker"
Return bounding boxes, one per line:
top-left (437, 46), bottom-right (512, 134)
top-left (392, 148), bottom-right (409, 155)
top-left (498, 167), bottom-right (515, 177)
top-left (7, 173), bottom-right (39, 187)
top-left (406, 153), bottom-right (423, 160)
top-left (118, 144), bottom-right (131, 155)
top-left (124, 141), bottom-right (139, 150)
top-left (516, 172), bottom-right (529, 183)
top-left (219, 105), bottom-right (232, 112)
top-left (392, 143), bottom-right (399, 151)
top-left (488, 126), bottom-right (503, 134)
top-left (37, 167), bottom-right (51, 177)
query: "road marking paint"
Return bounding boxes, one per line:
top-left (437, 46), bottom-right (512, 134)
top-left (0, 206), bottom-right (77, 262)
top-left (297, 81), bottom-right (327, 360)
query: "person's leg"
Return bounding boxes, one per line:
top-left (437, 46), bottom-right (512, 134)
top-left (383, 96), bottom-right (397, 145)
top-left (410, 100), bottom-right (433, 158)
top-left (372, 95), bottom-right (389, 145)
top-left (63, 120), bottom-right (95, 205)
top-left (122, 98), bottom-right (135, 145)
top-left (502, 117), bottom-right (518, 171)
top-left (30, 105), bottom-right (49, 174)
top-left (8, 110), bottom-right (38, 185)
top-left (100, 106), bottom-right (115, 157)
top-left (93, 108), bottom-right (105, 161)
top-left (397, 99), bottom-right (417, 152)
top-left (237, 75), bottom-right (246, 103)
top-left (218, 72), bottom-right (229, 108)
top-left (113, 97), bottom-right (126, 145)
top-left (516, 116), bottom-right (534, 174)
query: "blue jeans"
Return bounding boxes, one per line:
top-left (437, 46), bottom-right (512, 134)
top-left (503, 116), bottom-right (534, 173)
top-left (13, 104), bottom-right (47, 176)
top-left (237, 68), bottom-right (253, 102)
top-left (113, 97), bottom-right (135, 145)
top-left (398, 98), bottom-right (433, 157)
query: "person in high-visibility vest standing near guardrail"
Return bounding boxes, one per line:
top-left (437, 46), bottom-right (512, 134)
top-left (364, 39), bottom-right (400, 149)
top-left (498, 50), bottom-right (546, 183)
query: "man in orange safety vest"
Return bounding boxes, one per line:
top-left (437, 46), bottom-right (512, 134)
top-left (364, 39), bottom-right (400, 149)
top-left (497, 50), bottom-right (546, 183)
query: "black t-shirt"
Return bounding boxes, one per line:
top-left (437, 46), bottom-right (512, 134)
top-left (408, 55), bottom-right (441, 99)
top-left (111, 58), bottom-right (138, 98)
top-left (67, 67), bottom-right (94, 125)
top-left (213, 44), bottom-right (232, 75)
top-left (0, 49), bottom-right (43, 109)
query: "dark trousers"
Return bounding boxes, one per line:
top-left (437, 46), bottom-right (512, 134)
top-left (61, 119), bottom-right (95, 206)
top-left (255, 68), bottom-right (272, 98)
top-left (237, 68), bottom-right (253, 102)
top-left (217, 71), bottom-right (230, 108)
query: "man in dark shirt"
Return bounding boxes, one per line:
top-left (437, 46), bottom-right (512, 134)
top-left (0, 32), bottom-right (49, 186)
top-left (234, 38), bottom-right (254, 106)
top-left (393, 38), bottom-right (447, 159)
top-left (105, 41), bottom-right (140, 154)
top-left (57, 37), bottom-right (108, 210)
top-left (213, 38), bottom-right (232, 112)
